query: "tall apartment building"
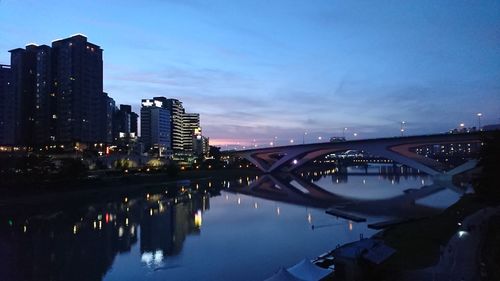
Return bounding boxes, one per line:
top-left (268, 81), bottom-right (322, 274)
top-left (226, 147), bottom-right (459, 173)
top-left (5, 34), bottom-right (110, 148)
top-left (51, 34), bottom-right (105, 144)
top-left (140, 98), bottom-right (171, 154)
top-left (0, 64), bottom-right (14, 145)
top-left (8, 45), bottom-right (37, 145)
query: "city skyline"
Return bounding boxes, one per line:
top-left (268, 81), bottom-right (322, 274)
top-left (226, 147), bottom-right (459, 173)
top-left (1, 1), bottom-right (499, 146)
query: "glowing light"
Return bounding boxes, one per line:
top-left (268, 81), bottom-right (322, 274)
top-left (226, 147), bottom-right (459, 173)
top-left (118, 226), bottom-right (124, 238)
top-left (73, 225), bottom-right (77, 234)
top-left (276, 207), bottom-right (280, 216)
top-left (458, 230), bottom-right (468, 238)
top-left (194, 210), bottom-right (202, 228)
top-left (349, 221), bottom-right (353, 231)
top-left (254, 202), bottom-right (258, 209)
top-left (125, 218), bottom-right (129, 226)
top-left (237, 197), bottom-right (241, 205)
top-left (141, 99), bottom-right (154, 107)
top-left (293, 159), bottom-right (298, 165)
top-left (307, 213), bottom-right (312, 224)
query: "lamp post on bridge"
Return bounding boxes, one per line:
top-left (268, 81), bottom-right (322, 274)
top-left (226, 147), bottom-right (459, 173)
top-left (477, 113), bottom-right (482, 131)
top-left (400, 121), bottom-right (406, 137)
top-left (343, 127), bottom-right (347, 139)
top-left (303, 132), bottom-right (307, 144)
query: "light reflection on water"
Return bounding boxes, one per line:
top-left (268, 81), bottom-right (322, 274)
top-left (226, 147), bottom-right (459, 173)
top-left (0, 167), bottom-right (461, 281)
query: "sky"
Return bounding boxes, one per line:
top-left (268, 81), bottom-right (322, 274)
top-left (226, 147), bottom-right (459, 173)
top-left (1, 0), bottom-right (499, 147)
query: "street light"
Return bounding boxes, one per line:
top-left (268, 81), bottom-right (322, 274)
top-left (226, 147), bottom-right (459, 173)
top-left (303, 132), bottom-right (307, 144)
top-left (353, 132), bottom-right (358, 137)
top-left (318, 136), bottom-right (322, 142)
top-left (290, 139), bottom-right (294, 144)
top-left (400, 121), bottom-right (406, 137)
top-left (343, 127), bottom-right (347, 139)
top-left (477, 113), bottom-right (482, 131)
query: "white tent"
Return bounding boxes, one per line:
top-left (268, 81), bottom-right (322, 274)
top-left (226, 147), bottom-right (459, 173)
top-left (287, 259), bottom-right (333, 281)
top-left (264, 267), bottom-right (305, 281)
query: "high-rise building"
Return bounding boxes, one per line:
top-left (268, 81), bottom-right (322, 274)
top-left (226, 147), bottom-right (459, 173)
top-left (158, 98), bottom-right (184, 152)
top-left (130, 111), bottom-right (138, 136)
top-left (8, 45), bottom-right (37, 145)
top-left (113, 104), bottom-right (139, 140)
top-left (140, 98), bottom-right (171, 155)
top-left (33, 45), bottom-right (56, 145)
top-left (51, 34), bottom-right (104, 144)
top-left (103, 93), bottom-right (115, 144)
top-left (5, 34), bottom-right (111, 148)
top-left (182, 113), bottom-right (199, 153)
top-left (0, 64), bottom-right (14, 145)
top-left (140, 97), bottom-right (204, 157)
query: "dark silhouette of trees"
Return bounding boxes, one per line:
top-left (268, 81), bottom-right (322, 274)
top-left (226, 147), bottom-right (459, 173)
top-left (474, 131), bottom-right (500, 201)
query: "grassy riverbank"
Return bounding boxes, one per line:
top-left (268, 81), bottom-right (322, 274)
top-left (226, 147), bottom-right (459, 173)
top-left (380, 194), bottom-right (486, 270)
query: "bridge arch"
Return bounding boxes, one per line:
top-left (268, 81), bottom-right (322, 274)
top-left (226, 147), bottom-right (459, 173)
top-left (230, 133), bottom-right (484, 176)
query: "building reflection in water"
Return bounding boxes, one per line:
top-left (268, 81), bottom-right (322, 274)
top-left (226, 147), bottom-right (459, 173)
top-left (0, 186), bottom-right (210, 281)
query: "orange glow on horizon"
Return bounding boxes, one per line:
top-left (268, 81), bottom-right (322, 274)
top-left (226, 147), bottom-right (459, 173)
top-left (210, 139), bottom-right (254, 147)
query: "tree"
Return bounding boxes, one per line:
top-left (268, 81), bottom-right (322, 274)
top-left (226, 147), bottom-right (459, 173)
top-left (474, 131), bottom-right (500, 201)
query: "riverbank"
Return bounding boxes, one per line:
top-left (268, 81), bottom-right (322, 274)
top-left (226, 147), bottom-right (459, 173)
top-left (395, 205), bottom-right (500, 281)
top-left (379, 194), bottom-right (488, 271)
top-left (0, 168), bottom-right (261, 211)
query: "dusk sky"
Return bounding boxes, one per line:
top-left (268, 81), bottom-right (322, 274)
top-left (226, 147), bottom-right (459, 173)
top-left (1, 0), bottom-right (499, 146)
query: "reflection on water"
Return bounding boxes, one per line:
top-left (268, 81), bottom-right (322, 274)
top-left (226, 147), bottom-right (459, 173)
top-left (311, 165), bottom-right (434, 200)
top-left (0, 165), bottom-right (461, 281)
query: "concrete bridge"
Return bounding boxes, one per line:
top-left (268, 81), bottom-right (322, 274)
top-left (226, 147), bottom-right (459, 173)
top-left (228, 132), bottom-right (486, 176)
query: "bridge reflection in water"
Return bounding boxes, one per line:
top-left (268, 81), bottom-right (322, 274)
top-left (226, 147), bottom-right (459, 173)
top-left (227, 169), bottom-right (462, 220)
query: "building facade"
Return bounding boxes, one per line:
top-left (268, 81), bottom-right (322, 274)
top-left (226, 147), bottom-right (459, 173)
top-left (4, 34), bottom-right (111, 148)
top-left (182, 113), bottom-right (200, 153)
top-left (0, 64), bottom-right (14, 145)
top-left (140, 98), bottom-right (171, 155)
top-left (51, 34), bottom-right (105, 144)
